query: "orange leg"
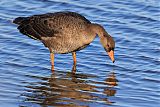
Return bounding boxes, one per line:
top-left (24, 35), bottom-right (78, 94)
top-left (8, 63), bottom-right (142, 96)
top-left (50, 52), bottom-right (54, 71)
top-left (72, 52), bottom-right (77, 64)
top-left (72, 52), bottom-right (77, 73)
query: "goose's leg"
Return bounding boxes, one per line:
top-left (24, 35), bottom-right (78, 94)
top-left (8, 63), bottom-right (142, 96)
top-left (72, 52), bottom-right (77, 64)
top-left (50, 52), bottom-right (54, 71)
top-left (72, 52), bottom-right (77, 73)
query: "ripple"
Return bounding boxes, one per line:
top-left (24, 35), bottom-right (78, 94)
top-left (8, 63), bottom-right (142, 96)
top-left (0, 0), bottom-right (160, 107)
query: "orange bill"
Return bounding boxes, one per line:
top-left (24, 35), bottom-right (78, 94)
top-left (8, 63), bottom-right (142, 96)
top-left (107, 50), bottom-right (115, 63)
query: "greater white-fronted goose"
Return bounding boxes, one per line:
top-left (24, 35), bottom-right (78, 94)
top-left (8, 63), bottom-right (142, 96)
top-left (13, 11), bottom-right (115, 73)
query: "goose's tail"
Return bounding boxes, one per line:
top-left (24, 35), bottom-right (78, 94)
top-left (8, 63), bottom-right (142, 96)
top-left (13, 17), bottom-right (29, 25)
top-left (13, 17), bottom-right (41, 40)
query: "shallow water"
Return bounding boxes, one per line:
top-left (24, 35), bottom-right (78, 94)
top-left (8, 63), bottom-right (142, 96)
top-left (0, 0), bottom-right (160, 107)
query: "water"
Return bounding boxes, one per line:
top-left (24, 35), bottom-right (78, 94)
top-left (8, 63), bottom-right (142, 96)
top-left (0, 0), bottom-right (160, 107)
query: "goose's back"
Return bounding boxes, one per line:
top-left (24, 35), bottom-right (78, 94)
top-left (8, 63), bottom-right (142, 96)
top-left (31, 12), bottom-right (91, 37)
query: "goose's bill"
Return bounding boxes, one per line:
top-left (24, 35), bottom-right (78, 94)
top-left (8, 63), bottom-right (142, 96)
top-left (107, 50), bottom-right (115, 63)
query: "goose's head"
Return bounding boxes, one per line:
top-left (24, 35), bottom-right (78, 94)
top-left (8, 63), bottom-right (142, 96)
top-left (101, 34), bottom-right (115, 63)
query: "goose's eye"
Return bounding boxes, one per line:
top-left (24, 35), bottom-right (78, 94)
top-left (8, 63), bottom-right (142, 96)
top-left (108, 48), bottom-right (111, 52)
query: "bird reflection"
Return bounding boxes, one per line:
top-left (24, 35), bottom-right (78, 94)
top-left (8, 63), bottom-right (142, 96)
top-left (20, 70), bottom-right (118, 106)
top-left (104, 72), bottom-right (118, 97)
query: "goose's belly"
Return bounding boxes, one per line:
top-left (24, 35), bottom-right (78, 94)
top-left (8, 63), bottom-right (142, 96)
top-left (42, 36), bottom-right (90, 54)
top-left (52, 43), bottom-right (90, 54)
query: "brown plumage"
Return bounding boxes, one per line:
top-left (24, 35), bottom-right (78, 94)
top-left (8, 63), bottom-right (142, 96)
top-left (13, 11), bottom-right (115, 73)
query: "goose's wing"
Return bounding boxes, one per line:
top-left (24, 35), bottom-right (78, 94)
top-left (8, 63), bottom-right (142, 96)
top-left (15, 12), bottom-right (91, 40)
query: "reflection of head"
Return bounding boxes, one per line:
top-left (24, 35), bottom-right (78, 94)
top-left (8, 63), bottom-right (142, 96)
top-left (105, 72), bottom-right (118, 87)
top-left (103, 72), bottom-right (118, 97)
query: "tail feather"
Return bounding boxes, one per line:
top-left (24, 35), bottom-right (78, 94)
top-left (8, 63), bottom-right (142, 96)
top-left (13, 17), bottom-right (41, 40)
top-left (13, 17), bottom-right (28, 25)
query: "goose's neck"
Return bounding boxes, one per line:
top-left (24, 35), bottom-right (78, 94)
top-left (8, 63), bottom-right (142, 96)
top-left (89, 23), bottom-right (106, 39)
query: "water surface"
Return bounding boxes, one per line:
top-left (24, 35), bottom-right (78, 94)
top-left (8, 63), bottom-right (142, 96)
top-left (0, 0), bottom-right (160, 107)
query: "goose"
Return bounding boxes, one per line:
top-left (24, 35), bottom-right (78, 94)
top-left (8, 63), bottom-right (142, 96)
top-left (13, 11), bottom-right (115, 73)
